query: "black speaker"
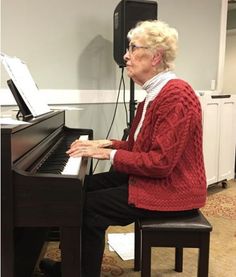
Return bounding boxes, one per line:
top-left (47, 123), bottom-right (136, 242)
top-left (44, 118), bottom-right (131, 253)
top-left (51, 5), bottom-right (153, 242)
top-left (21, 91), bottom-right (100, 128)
top-left (113, 0), bottom-right (158, 67)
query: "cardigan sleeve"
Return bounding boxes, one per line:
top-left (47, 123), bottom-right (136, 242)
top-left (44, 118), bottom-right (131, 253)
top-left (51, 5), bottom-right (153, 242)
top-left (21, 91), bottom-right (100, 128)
top-left (110, 100), bottom-right (144, 151)
top-left (113, 84), bottom-right (201, 178)
top-left (111, 139), bottom-right (129, 150)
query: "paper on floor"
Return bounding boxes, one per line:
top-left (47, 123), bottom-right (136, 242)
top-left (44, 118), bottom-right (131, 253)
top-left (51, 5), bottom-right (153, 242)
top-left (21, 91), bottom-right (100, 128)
top-left (107, 233), bottom-right (134, 261)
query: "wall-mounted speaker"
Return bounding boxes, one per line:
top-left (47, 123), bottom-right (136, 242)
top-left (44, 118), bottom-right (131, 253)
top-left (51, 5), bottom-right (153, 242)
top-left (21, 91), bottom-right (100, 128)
top-left (113, 0), bottom-right (158, 67)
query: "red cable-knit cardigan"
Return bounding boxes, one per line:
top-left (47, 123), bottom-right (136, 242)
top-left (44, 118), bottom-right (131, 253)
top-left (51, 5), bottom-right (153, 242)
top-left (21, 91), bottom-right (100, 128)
top-left (111, 79), bottom-right (207, 211)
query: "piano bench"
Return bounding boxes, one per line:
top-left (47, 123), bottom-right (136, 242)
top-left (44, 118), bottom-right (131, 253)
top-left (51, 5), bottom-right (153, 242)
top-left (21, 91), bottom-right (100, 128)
top-left (134, 210), bottom-right (212, 277)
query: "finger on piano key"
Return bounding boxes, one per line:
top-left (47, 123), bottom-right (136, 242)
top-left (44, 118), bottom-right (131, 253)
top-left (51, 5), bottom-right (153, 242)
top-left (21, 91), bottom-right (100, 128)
top-left (61, 135), bottom-right (89, 175)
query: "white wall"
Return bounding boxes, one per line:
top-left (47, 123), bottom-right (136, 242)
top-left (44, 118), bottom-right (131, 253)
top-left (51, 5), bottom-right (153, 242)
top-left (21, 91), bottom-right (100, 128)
top-left (223, 30), bottom-right (236, 94)
top-left (1, 0), bottom-right (121, 90)
top-left (1, 0), bottom-right (226, 91)
top-left (157, 0), bottom-right (225, 91)
top-left (223, 8), bottom-right (236, 95)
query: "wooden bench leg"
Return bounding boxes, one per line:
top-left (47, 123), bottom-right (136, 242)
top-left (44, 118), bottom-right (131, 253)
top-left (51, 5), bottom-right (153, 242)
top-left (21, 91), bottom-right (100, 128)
top-left (141, 233), bottom-right (151, 277)
top-left (198, 234), bottom-right (210, 277)
top-left (134, 220), bottom-right (141, 271)
top-left (175, 247), bottom-right (183, 272)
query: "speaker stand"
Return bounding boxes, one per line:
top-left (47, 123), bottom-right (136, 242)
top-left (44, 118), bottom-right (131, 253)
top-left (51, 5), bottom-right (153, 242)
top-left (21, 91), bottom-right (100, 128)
top-left (122, 78), bottom-right (137, 140)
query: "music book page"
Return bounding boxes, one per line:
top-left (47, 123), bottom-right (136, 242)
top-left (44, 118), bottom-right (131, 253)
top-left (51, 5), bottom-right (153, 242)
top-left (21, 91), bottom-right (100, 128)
top-left (1, 53), bottom-right (51, 117)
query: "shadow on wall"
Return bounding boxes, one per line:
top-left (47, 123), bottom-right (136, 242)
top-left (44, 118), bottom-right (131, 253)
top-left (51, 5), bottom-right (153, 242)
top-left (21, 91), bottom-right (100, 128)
top-left (78, 35), bottom-right (117, 90)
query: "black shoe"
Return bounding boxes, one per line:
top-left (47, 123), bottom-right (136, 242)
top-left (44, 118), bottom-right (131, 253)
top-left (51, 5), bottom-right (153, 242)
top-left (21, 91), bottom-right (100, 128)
top-left (39, 258), bottom-right (61, 277)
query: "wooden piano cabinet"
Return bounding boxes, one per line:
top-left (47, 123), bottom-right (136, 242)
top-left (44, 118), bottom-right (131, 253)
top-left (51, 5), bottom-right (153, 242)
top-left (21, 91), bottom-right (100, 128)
top-left (12, 165), bottom-right (86, 277)
top-left (14, 227), bottom-right (48, 277)
top-left (61, 227), bottom-right (82, 277)
top-left (13, 170), bottom-right (83, 227)
top-left (1, 110), bottom-right (93, 277)
top-left (1, 130), bottom-right (15, 277)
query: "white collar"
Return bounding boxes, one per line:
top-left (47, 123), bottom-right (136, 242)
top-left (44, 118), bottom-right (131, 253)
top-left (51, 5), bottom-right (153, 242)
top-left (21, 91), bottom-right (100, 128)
top-left (142, 71), bottom-right (177, 100)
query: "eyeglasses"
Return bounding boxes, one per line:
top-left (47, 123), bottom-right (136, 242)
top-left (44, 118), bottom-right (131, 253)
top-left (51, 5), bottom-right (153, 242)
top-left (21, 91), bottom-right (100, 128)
top-left (126, 43), bottom-right (149, 54)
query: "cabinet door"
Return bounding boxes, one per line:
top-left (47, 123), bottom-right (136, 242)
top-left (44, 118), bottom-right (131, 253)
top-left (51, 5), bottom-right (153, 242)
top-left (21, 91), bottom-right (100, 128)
top-left (218, 98), bottom-right (236, 182)
top-left (201, 96), bottom-right (221, 186)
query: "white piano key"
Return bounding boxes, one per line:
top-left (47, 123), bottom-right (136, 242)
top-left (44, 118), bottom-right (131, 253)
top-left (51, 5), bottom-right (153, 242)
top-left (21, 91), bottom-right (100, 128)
top-left (61, 135), bottom-right (89, 175)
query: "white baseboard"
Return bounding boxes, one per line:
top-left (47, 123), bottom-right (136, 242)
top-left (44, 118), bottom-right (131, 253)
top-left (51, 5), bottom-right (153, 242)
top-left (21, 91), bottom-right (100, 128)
top-left (0, 87), bottom-right (219, 106)
top-left (0, 88), bottom-right (146, 105)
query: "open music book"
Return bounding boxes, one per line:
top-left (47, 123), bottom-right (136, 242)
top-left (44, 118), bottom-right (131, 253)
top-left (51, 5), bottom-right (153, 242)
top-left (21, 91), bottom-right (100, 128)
top-left (1, 53), bottom-right (51, 118)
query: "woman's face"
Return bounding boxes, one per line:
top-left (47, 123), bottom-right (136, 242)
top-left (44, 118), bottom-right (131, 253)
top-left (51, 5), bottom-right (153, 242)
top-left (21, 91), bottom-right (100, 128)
top-left (123, 38), bottom-right (158, 86)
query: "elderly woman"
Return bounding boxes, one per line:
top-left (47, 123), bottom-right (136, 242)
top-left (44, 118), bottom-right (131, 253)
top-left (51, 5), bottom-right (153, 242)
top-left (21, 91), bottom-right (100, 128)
top-left (40, 20), bottom-right (207, 277)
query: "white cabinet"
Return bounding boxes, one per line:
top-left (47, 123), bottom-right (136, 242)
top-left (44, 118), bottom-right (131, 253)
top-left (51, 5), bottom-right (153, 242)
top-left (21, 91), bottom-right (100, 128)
top-left (199, 94), bottom-right (236, 187)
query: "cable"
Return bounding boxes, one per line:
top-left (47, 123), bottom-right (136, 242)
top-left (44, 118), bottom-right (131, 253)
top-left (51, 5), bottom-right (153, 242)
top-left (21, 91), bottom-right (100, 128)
top-left (122, 72), bottom-right (128, 127)
top-left (105, 67), bottom-right (124, 139)
top-left (93, 67), bottom-right (125, 173)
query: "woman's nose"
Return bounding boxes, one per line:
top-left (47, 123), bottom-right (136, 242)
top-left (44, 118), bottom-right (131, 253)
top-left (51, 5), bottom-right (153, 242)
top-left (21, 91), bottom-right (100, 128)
top-left (123, 49), bottom-right (129, 62)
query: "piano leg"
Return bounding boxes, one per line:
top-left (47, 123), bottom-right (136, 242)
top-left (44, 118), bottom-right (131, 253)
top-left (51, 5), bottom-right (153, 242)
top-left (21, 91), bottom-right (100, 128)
top-left (60, 227), bottom-right (81, 277)
top-left (15, 227), bottom-right (48, 277)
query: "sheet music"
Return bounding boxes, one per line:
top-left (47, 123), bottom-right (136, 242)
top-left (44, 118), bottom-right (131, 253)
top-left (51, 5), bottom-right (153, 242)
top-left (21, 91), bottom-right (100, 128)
top-left (1, 53), bottom-right (51, 117)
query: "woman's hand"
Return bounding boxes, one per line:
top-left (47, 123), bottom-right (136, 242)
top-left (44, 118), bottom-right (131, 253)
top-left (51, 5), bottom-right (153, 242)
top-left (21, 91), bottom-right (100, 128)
top-left (67, 139), bottom-right (113, 160)
top-left (66, 145), bottom-right (112, 160)
top-left (70, 139), bottom-right (112, 148)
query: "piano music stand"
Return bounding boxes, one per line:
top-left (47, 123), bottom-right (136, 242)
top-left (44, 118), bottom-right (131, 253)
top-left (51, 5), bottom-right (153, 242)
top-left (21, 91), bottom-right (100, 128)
top-left (7, 79), bottom-right (33, 120)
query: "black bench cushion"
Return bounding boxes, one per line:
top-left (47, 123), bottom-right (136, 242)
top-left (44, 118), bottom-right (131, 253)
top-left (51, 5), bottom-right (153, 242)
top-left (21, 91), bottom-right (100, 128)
top-left (140, 210), bottom-right (212, 232)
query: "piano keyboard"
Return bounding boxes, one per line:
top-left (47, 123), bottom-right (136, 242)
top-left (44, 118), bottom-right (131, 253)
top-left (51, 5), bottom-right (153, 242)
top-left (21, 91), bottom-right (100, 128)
top-left (37, 134), bottom-right (88, 175)
top-left (61, 135), bottom-right (88, 175)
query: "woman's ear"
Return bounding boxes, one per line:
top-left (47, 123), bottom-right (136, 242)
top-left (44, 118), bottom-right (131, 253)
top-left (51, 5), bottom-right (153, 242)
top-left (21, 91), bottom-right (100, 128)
top-left (152, 51), bottom-right (162, 66)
